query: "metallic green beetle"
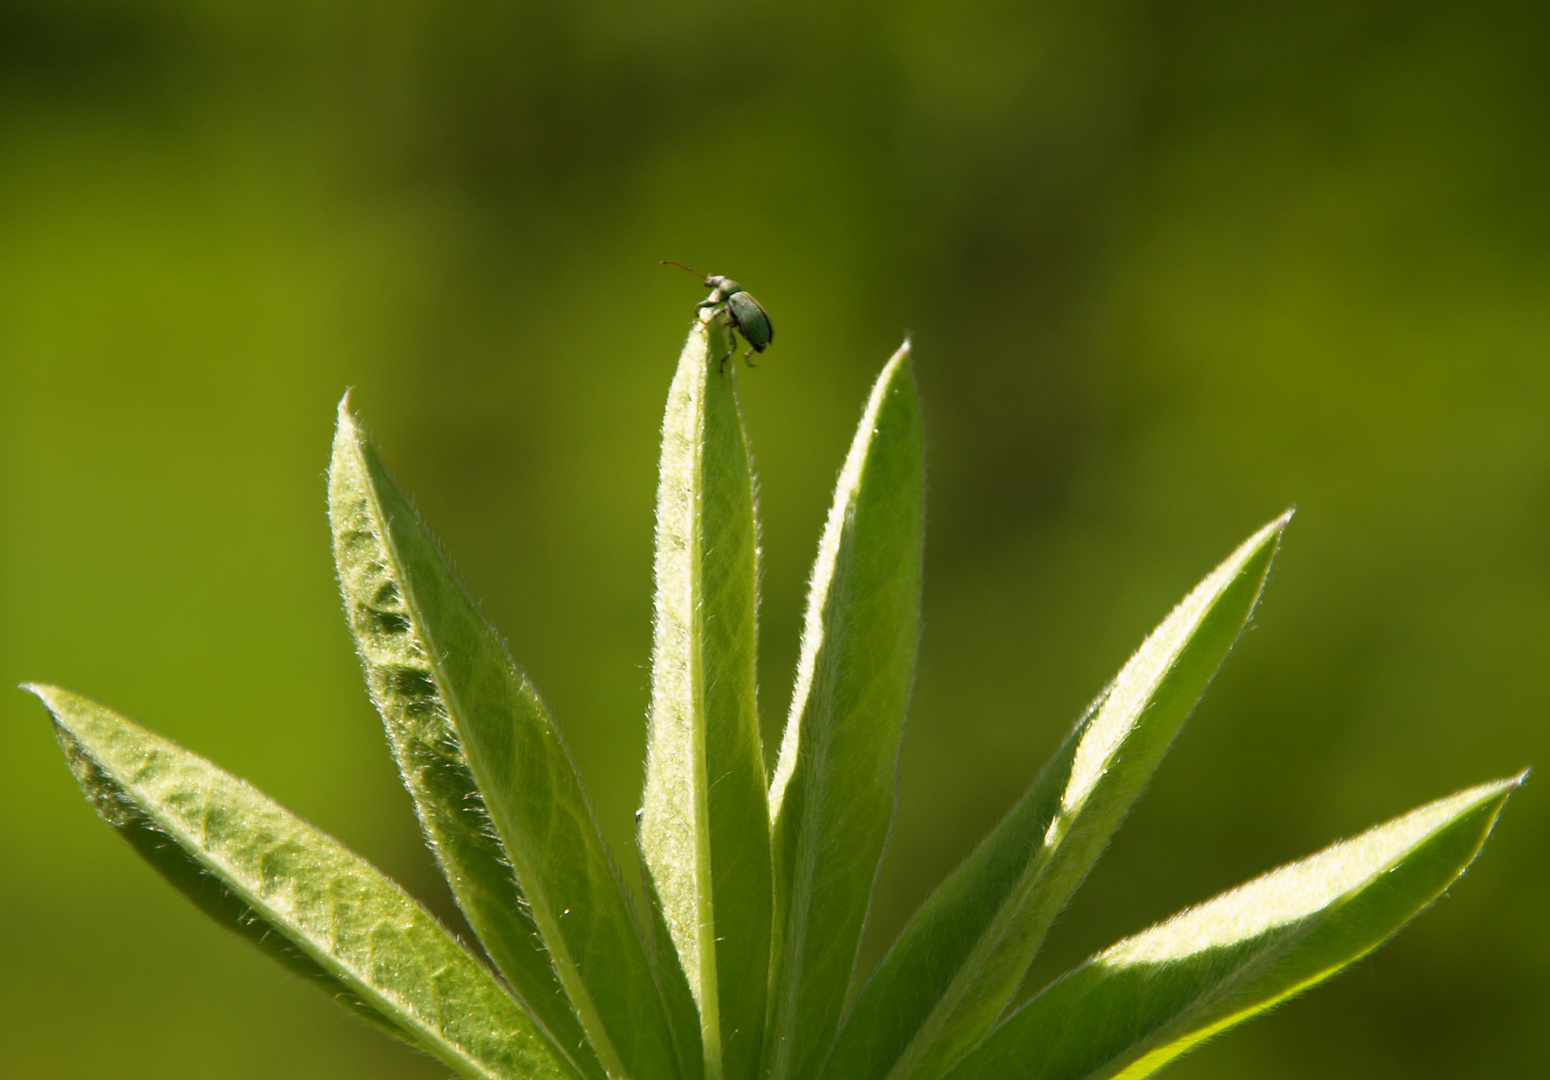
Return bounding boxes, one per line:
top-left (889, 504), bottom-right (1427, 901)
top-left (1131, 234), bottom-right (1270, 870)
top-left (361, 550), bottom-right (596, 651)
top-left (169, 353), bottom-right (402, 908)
top-left (662, 261), bottom-right (773, 370)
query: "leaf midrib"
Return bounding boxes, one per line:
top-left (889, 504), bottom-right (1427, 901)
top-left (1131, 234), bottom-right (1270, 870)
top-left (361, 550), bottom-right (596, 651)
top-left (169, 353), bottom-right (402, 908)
top-left (682, 329), bottom-right (725, 1080)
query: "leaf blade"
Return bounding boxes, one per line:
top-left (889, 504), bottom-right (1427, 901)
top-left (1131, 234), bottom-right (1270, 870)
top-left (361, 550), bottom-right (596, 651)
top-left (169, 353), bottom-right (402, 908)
top-left (30, 685), bottom-right (571, 1080)
top-left (330, 404), bottom-right (680, 1080)
top-left (824, 516), bottom-right (1290, 1080)
top-left (942, 775), bottom-right (1522, 1080)
top-left (641, 313), bottom-right (772, 1080)
top-left (643, 857), bottom-right (710, 1080)
top-left (764, 343), bottom-right (925, 1080)
top-left (329, 412), bottom-right (604, 1080)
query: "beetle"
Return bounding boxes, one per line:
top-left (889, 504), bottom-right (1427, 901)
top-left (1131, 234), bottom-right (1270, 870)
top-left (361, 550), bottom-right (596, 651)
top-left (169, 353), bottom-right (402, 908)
top-left (662, 261), bottom-right (773, 371)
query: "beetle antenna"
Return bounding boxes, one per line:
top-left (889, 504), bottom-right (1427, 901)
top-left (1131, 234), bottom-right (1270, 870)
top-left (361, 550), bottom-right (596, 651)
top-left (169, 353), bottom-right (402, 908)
top-left (660, 260), bottom-right (708, 279)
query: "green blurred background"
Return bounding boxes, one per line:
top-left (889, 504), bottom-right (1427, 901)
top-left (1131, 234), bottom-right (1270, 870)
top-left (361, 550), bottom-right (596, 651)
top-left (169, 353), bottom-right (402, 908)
top-left (1, 1), bottom-right (1545, 1076)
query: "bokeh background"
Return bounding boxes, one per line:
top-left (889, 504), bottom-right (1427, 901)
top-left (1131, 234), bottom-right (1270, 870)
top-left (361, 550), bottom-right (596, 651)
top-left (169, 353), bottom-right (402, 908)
top-left (2, 1), bottom-right (1545, 1077)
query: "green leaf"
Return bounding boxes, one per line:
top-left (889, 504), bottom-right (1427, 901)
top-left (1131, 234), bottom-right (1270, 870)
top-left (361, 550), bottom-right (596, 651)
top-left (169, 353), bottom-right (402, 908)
top-left (641, 312), bottom-right (772, 1080)
top-left (29, 685), bottom-right (571, 1080)
top-left (329, 402), bottom-right (603, 1080)
top-left (330, 404), bottom-right (680, 1080)
top-left (941, 775), bottom-right (1523, 1080)
top-left (764, 343), bottom-right (925, 1080)
top-left (642, 853), bottom-right (709, 1080)
top-left (823, 515), bottom-right (1290, 1080)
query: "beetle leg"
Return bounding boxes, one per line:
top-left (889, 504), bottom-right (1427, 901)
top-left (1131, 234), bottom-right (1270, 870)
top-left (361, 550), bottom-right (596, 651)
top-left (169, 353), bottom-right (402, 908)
top-left (743, 346), bottom-right (758, 368)
top-left (724, 315), bottom-right (754, 368)
top-left (716, 330), bottom-right (734, 374)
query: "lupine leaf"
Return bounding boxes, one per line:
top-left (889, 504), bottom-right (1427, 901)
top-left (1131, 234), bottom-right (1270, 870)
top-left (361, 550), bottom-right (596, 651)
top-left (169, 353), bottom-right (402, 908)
top-left (823, 515), bottom-right (1289, 1080)
top-left (330, 404), bottom-right (680, 1080)
top-left (641, 311), bottom-right (772, 1080)
top-left (941, 775), bottom-right (1522, 1080)
top-left (30, 685), bottom-right (571, 1080)
top-left (329, 405), bottom-right (603, 1080)
top-left (764, 343), bottom-right (925, 1080)
top-left (642, 845), bottom-right (709, 1080)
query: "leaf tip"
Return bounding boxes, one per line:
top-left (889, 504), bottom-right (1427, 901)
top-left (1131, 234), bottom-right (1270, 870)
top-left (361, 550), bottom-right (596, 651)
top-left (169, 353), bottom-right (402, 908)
top-left (866, 338), bottom-right (919, 413)
top-left (20, 684), bottom-right (79, 734)
top-left (1259, 507), bottom-right (1294, 544)
top-left (331, 392), bottom-right (380, 483)
top-left (1230, 509), bottom-right (1294, 580)
top-left (334, 390), bottom-right (362, 440)
top-left (1208, 514), bottom-right (1291, 598)
top-left (20, 682), bottom-right (61, 710)
top-left (1452, 772), bottom-right (1526, 804)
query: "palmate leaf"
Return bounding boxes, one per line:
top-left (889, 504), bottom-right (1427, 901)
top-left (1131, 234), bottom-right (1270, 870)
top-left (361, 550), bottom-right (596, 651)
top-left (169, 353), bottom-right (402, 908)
top-left (941, 774), bottom-right (1522, 1080)
top-left (330, 404), bottom-right (683, 1080)
top-left (764, 343), bottom-right (925, 1080)
top-left (640, 311), bottom-right (771, 1080)
top-left (29, 685), bottom-right (570, 1080)
top-left (822, 515), bottom-right (1290, 1080)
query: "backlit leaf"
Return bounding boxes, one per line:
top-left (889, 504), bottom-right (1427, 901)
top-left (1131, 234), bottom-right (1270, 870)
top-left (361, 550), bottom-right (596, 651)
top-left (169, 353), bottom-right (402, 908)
top-left (31, 685), bottom-right (571, 1080)
top-left (942, 776), bottom-right (1522, 1080)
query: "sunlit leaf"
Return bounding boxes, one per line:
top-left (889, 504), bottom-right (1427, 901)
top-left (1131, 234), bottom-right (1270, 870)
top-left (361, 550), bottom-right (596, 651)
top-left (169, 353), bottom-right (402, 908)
top-left (330, 404), bottom-right (679, 1080)
top-left (641, 858), bottom-right (709, 1080)
top-left (640, 312), bottom-right (771, 1080)
top-left (764, 343), bottom-right (925, 1080)
top-left (942, 775), bottom-right (1522, 1080)
top-left (30, 685), bottom-right (572, 1080)
top-left (824, 515), bottom-right (1289, 1080)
